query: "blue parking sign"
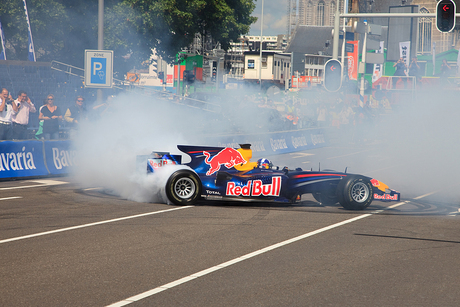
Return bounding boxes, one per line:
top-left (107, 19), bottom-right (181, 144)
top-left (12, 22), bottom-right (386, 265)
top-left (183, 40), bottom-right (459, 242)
top-left (91, 57), bottom-right (106, 84)
top-left (84, 50), bottom-right (113, 88)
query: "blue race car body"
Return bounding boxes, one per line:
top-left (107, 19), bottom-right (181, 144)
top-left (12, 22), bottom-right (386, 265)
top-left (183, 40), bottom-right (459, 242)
top-left (139, 144), bottom-right (400, 210)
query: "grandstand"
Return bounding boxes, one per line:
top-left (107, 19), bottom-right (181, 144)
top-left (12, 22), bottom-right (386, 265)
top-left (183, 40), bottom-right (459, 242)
top-left (0, 60), bottom-right (109, 128)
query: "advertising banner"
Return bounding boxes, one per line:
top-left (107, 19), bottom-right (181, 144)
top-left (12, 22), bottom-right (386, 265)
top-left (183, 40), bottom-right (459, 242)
top-left (206, 129), bottom-right (327, 156)
top-left (347, 41), bottom-right (358, 80)
top-left (43, 140), bottom-right (76, 175)
top-left (399, 41), bottom-right (410, 69)
top-left (0, 141), bottom-right (48, 178)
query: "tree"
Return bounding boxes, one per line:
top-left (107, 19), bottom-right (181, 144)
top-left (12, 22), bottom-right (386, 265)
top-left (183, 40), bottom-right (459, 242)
top-left (0, 0), bottom-right (257, 76)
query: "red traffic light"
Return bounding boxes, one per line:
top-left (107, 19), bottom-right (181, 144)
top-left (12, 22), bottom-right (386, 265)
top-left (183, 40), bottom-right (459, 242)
top-left (323, 59), bottom-right (342, 92)
top-left (436, 0), bottom-right (456, 32)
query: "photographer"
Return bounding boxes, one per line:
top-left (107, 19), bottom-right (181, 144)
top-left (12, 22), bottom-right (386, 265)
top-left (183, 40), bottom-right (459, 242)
top-left (0, 88), bottom-right (18, 140)
top-left (392, 57), bottom-right (408, 89)
top-left (12, 91), bottom-right (36, 140)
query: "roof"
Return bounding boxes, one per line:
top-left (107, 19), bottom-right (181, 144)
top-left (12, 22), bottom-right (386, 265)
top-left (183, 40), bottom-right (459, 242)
top-left (285, 25), bottom-right (351, 55)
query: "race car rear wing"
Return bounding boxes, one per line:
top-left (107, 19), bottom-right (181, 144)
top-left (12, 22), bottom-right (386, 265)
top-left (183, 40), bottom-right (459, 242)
top-left (136, 151), bottom-right (182, 173)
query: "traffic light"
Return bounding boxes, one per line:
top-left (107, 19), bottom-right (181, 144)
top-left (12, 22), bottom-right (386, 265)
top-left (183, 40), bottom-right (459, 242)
top-left (183, 70), bottom-right (195, 83)
top-left (158, 71), bottom-right (164, 82)
top-left (436, 0), bottom-right (456, 33)
top-left (323, 59), bottom-right (342, 92)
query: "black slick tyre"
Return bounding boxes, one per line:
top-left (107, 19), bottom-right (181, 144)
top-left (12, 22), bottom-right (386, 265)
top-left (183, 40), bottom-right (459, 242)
top-left (165, 170), bottom-right (201, 206)
top-left (337, 176), bottom-right (373, 210)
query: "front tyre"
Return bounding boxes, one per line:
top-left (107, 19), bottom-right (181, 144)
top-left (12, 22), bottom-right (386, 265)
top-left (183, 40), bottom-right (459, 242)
top-left (165, 170), bottom-right (201, 206)
top-left (337, 176), bottom-right (373, 210)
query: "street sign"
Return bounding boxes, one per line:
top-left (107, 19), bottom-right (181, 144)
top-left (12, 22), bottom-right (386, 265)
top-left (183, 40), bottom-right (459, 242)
top-left (84, 50), bottom-right (113, 88)
top-left (345, 42), bottom-right (354, 53)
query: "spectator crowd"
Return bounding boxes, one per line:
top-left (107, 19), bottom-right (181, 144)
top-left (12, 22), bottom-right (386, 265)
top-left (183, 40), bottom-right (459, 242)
top-left (0, 87), bottom-right (113, 141)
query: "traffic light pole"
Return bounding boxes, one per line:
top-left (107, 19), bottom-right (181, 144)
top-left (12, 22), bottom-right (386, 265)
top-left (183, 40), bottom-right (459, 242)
top-left (359, 23), bottom-right (367, 108)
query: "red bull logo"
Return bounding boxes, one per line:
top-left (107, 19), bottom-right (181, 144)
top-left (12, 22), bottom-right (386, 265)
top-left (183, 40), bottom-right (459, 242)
top-left (371, 178), bottom-right (389, 192)
top-left (226, 177), bottom-right (282, 197)
top-left (203, 148), bottom-right (247, 175)
top-left (373, 193), bottom-right (399, 201)
top-left (148, 158), bottom-right (176, 170)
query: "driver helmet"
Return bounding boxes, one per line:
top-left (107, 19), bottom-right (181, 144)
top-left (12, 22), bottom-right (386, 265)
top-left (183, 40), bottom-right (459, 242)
top-left (257, 158), bottom-right (272, 169)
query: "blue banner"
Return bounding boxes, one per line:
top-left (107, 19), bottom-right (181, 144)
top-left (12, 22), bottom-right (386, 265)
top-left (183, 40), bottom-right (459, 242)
top-left (0, 17), bottom-right (6, 60)
top-left (0, 141), bottom-right (48, 178)
top-left (205, 128), bottom-right (327, 156)
top-left (43, 140), bottom-right (76, 175)
top-left (23, 0), bottom-right (36, 62)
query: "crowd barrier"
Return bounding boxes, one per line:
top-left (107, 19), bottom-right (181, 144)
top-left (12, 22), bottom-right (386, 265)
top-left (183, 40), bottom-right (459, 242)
top-left (205, 128), bottom-right (327, 156)
top-left (0, 128), bottom-right (327, 179)
top-left (0, 140), bottom-right (74, 179)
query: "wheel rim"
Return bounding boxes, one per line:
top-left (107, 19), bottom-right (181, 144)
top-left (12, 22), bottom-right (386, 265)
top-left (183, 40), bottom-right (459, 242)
top-left (351, 182), bottom-right (369, 203)
top-left (174, 177), bottom-right (196, 199)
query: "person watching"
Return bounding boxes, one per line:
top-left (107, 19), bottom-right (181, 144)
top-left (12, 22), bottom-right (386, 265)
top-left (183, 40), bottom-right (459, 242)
top-left (12, 90), bottom-right (36, 140)
top-left (0, 88), bottom-right (18, 140)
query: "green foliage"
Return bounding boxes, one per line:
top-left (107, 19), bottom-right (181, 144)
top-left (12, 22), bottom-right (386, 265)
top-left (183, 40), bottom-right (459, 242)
top-left (0, 0), bottom-right (257, 76)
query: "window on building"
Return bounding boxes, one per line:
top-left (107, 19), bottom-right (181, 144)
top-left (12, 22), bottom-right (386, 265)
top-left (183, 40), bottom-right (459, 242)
top-left (248, 59), bottom-right (255, 69)
top-left (306, 1), bottom-right (313, 25)
top-left (417, 7), bottom-right (431, 55)
top-left (262, 56), bottom-right (267, 68)
top-left (329, 2), bottom-right (336, 26)
top-left (317, 1), bottom-right (325, 26)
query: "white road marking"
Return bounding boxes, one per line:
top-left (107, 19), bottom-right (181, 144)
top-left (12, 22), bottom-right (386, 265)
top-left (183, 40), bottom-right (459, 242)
top-left (0, 206), bottom-right (193, 244)
top-left (106, 201), bottom-right (408, 307)
top-left (0, 179), bottom-right (68, 191)
top-left (0, 196), bottom-right (22, 201)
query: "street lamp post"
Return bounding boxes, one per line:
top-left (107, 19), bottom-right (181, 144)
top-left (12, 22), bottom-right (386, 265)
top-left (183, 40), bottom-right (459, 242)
top-left (258, 0), bottom-right (264, 91)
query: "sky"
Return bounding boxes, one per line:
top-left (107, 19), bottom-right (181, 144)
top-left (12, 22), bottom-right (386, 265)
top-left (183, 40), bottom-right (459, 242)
top-left (249, 0), bottom-right (288, 36)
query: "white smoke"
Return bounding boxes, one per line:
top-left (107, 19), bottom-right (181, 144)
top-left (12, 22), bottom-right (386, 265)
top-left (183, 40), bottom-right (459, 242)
top-left (72, 91), bottom-right (205, 202)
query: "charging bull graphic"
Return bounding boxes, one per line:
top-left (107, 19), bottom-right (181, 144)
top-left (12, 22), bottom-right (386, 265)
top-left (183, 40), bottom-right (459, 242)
top-left (203, 148), bottom-right (247, 176)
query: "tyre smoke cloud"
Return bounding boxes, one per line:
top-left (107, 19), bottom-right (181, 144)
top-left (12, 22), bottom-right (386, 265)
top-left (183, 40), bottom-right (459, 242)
top-left (337, 90), bottom-right (460, 202)
top-left (71, 92), bottom-right (215, 202)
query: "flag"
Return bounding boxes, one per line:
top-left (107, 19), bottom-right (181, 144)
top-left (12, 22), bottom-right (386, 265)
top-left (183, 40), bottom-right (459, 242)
top-left (399, 41), bottom-right (410, 75)
top-left (0, 17), bottom-right (6, 60)
top-left (23, 0), bottom-right (36, 62)
top-left (347, 41), bottom-right (358, 81)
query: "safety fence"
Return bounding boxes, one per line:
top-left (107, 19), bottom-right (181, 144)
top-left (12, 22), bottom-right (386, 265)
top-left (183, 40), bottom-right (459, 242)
top-left (0, 128), bottom-right (327, 179)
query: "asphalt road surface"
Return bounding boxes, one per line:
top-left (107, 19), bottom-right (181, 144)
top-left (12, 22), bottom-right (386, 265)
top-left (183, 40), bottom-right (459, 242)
top-left (1, 141), bottom-right (460, 306)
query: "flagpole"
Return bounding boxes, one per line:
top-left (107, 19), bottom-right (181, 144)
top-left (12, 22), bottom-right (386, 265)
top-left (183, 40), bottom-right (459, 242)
top-left (23, 0), bottom-right (36, 61)
top-left (0, 17), bottom-right (6, 60)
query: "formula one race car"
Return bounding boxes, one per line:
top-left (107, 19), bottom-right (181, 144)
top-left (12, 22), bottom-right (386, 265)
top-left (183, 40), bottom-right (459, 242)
top-left (137, 144), bottom-right (400, 210)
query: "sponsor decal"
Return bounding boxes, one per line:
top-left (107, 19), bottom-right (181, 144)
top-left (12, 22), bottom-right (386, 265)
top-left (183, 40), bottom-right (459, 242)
top-left (203, 148), bottom-right (246, 176)
top-left (226, 176), bottom-right (281, 197)
top-left (373, 193), bottom-right (399, 201)
top-left (270, 138), bottom-right (288, 151)
top-left (148, 158), bottom-right (177, 170)
top-left (0, 147), bottom-right (36, 171)
top-left (52, 148), bottom-right (76, 170)
top-left (291, 136), bottom-right (308, 148)
top-left (311, 134), bottom-right (325, 145)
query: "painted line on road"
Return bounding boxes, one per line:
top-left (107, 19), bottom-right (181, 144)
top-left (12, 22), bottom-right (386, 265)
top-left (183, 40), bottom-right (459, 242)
top-left (106, 201), bottom-right (408, 307)
top-left (0, 196), bottom-right (22, 201)
top-left (0, 179), bottom-right (68, 191)
top-left (0, 206), bottom-right (193, 245)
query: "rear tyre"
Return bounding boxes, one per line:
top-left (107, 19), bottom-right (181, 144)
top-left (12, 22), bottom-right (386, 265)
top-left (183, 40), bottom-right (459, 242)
top-left (165, 170), bottom-right (201, 206)
top-left (337, 176), bottom-right (373, 210)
